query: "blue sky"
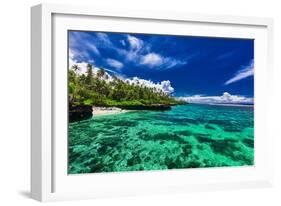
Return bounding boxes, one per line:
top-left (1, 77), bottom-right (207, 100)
top-left (68, 30), bottom-right (254, 100)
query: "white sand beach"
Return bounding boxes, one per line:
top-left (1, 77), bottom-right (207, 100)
top-left (92, 106), bottom-right (128, 116)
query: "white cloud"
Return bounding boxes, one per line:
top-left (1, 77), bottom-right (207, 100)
top-left (160, 80), bottom-right (175, 94)
top-left (124, 35), bottom-right (187, 69)
top-left (224, 60), bottom-right (254, 85)
top-left (69, 31), bottom-right (122, 62)
top-left (95, 32), bottom-right (113, 48)
top-left (87, 43), bottom-right (100, 56)
top-left (69, 47), bottom-right (92, 61)
top-left (70, 31), bottom-right (187, 71)
top-left (120, 40), bottom-right (126, 46)
top-left (106, 58), bottom-right (123, 69)
top-left (125, 77), bottom-right (174, 94)
top-left (69, 61), bottom-right (89, 74)
top-left (69, 49), bottom-right (74, 59)
top-left (121, 35), bottom-right (145, 62)
top-left (127, 35), bottom-right (143, 50)
top-left (69, 49), bottom-right (98, 75)
top-left (69, 32), bottom-right (100, 57)
top-left (69, 52), bottom-right (174, 94)
top-left (140, 53), bottom-right (187, 69)
top-left (69, 60), bottom-right (94, 75)
top-left (179, 92), bottom-right (253, 105)
top-left (163, 58), bottom-right (187, 69)
top-left (140, 53), bottom-right (163, 67)
top-left (125, 35), bottom-right (186, 69)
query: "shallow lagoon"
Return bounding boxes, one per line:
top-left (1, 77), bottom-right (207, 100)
top-left (68, 104), bottom-right (254, 174)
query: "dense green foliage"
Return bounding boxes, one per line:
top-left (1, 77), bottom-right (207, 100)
top-left (69, 63), bottom-right (184, 107)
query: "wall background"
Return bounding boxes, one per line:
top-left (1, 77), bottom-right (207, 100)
top-left (0, 0), bottom-right (280, 205)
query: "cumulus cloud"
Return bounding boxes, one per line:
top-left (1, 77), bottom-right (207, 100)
top-left (160, 80), bottom-right (175, 94)
top-left (69, 60), bottom-right (88, 74)
top-left (125, 77), bottom-right (174, 94)
top-left (179, 92), bottom-right (253, 105)
top-left (69, 49), bottom-right (100, 75)
top-left (69, 31), bottom-right (188, 71)
top-left (140, 52), bottom-right (187, 69)
top-left (127, 35), bottom-right (143, 50)
top-left (140, 53), bottom-right (163, 67)
top-left (69, 48), bottom-right (119, 79)
top-left (122, 35), bottom-right (187, 69)
top-left (106, 58), bottom-right (123, 69)
top-left (69, 52), bottom-right (175, 94)
top-left (69, 61), bottom-right (100, 76)
top-left (70, 46), bottom-right (175, 94)
top-left (224, 60), bottom-right (254, 85)
top-left (121, 35), bottom-right (146, 62)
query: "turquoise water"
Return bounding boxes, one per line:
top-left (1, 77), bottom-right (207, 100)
top-left (68, 104), bottom-right (254, 174)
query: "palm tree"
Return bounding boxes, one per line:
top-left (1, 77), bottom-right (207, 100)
top-left (68, 82), bottom-right (77, 103)
top-left (97, 68), bottom-right (105, 78)
top-left (85, 64), bottom-right (93, 85)
top-left (71, 64), bottom-right (80, 73)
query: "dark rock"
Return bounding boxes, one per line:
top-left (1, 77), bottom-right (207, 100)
top-left (69, 104), bottom-right (93, 122)
top-left (117, 104), bottom-right (172, 111)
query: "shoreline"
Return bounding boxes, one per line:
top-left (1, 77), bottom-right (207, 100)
top-left (70, 103), bottom-right (176, 121)
top-left (92, 106), bottom-right (129, 117)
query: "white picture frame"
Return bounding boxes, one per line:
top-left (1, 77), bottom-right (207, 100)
top-left (31, 3), bottom-right (274, 202)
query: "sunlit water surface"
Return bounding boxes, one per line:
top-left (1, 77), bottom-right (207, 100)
top-left (68, 104), bottom-right (254, 174)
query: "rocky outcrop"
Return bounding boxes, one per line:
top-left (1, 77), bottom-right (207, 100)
top-left (117, 104), bottom-right (172, 111)
top-left (69, 104), bottom-right (175, 122)
top-left (69, 105), bottom-right (93, 122)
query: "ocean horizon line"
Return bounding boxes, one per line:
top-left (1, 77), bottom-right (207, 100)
top-left (184, 102), bottom-right (254, 107)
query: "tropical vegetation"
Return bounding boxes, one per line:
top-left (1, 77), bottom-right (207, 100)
top-left (68, 63), bottom-right (184, 108)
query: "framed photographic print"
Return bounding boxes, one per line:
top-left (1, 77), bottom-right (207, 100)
top-left (31, 3), bottom-right (274, 201)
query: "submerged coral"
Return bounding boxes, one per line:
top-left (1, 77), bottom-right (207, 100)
top-left (68, 104), bottom-right (254, 174)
